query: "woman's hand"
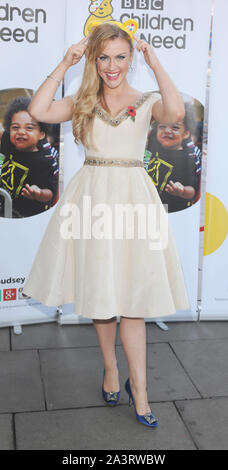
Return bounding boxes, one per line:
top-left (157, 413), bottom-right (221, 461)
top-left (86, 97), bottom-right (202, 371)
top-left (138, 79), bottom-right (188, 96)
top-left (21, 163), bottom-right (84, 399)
top-left (133, 35), bottom-right (185, 124)
top-left (63, 36), bottom-right (89, 67)
top-left (134, 35), bottom-right (159, 70)
top-left (26, 38), bottom-right (91, 123)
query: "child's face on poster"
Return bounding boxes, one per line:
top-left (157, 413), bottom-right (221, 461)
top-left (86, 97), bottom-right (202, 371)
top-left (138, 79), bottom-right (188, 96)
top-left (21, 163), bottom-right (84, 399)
top-left (10, 111), bottom-right (45, 152)
top-left (156, 120), bottom-right (190, 150)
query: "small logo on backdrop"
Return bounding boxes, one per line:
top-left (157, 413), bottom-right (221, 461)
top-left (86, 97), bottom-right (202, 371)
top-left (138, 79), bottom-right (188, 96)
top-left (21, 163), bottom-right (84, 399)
top-left (121, 0), bottom-right (164, 10)
top-left (84, 0), bottom-right (114, 37)
top-left (3, 288), bottom-right (17, 301)
top-left (18, 287), bottom-right (26, 299)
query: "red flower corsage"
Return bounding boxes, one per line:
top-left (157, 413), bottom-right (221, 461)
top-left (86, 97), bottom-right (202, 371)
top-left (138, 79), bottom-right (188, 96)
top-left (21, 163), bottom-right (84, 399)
top-left (127, 106), bottom-right (136, 122)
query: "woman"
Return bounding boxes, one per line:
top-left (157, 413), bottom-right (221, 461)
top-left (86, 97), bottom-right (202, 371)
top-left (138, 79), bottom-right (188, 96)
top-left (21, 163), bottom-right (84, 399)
top-left (22, 20), bottom-right (189, 427)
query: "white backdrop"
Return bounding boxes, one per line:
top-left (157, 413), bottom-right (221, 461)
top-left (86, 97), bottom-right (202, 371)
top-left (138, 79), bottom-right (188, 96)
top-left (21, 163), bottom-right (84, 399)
top-left (62, 0), bottom-right (212, 324)
top-left (200, 0), bottom-right (228, 319)
top-left (0, 0), bottom-right (66, 327)
top-left (0, 0), bottom-right (214, 328)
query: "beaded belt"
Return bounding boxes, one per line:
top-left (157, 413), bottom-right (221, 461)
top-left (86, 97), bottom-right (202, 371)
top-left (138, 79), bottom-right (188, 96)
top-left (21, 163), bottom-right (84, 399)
top-left (84, 157), bottom-right (144, 167)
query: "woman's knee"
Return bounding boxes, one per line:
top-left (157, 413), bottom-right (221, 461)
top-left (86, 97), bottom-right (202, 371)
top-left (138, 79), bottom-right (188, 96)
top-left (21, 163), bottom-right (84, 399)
top-left (93, 316), bottom-right (117, 325)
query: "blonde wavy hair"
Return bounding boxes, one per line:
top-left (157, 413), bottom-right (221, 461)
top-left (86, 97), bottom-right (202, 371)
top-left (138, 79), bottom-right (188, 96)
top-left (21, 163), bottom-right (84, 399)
top-left (72, 23), bottom-right (133, 148)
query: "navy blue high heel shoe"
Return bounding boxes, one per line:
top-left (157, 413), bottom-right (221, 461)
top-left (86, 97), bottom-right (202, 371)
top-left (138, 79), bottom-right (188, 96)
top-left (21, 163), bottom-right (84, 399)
top-left (125, 378), bottom-right (158, 427)
top-left (102, 364), bottom-right (120, 406)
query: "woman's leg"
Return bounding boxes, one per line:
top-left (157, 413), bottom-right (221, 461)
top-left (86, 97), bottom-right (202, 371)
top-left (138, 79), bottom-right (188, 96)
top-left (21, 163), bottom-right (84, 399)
top-left (119, 316), bottom-right (151, 415)
top-left (93, 316), bottom-right (119, 392)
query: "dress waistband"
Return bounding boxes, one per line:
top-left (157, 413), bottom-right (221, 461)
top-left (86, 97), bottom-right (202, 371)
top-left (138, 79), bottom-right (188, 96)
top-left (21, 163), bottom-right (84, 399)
top-left (84, 157), bottom-right (144, 167)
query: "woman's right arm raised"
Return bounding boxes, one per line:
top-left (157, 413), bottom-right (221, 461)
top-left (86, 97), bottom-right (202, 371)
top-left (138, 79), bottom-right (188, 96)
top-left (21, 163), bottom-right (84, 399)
top-left (28, 36), bottom-right (88, 124)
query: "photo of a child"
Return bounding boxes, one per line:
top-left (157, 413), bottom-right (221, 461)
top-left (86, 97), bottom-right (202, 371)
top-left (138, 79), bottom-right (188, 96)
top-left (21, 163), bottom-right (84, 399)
top-left (0, 94), bottom-right (60, 218)
top-left (144, 97), bottom-right (203, 213)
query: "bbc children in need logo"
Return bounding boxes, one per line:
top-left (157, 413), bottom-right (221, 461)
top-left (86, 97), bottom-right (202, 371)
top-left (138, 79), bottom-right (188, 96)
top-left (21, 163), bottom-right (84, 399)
top-left (0, 1), bottom-right (194, 49)
top-left (84, 0), bottom-right (194, 50)
top-left (121, 0), bottom-right (164, 9)
top-left (0, 2), bottom-right (47, 43)
top-left (120, 0), bottom-right (194, 50)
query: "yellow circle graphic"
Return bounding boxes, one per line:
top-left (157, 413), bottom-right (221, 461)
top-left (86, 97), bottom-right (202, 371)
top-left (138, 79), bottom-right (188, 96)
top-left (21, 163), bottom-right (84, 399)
top-left (203, 192), bottom-right (228, 255)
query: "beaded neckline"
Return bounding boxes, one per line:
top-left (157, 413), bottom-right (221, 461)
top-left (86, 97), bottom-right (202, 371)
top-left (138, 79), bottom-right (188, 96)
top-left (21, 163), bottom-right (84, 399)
top-left (94, 91), bottom-right (152, 127)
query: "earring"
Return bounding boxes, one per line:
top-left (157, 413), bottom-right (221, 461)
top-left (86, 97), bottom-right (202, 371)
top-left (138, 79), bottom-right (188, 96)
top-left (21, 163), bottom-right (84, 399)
top-left (128, 63), bottom-right (134, 73)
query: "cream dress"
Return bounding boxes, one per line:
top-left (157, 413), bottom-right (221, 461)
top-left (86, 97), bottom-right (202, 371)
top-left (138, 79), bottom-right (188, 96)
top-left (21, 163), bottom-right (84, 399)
top-left (22, 91), bottom-right (190, 319)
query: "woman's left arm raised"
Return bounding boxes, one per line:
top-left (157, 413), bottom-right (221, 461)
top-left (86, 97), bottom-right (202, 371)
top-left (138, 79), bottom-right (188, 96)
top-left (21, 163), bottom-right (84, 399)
top-left (134, 36), bottom-right (185, 123)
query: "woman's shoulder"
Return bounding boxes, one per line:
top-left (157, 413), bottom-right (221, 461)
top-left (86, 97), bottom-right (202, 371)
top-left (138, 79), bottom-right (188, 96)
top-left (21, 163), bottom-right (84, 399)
top-left (146, 90), bottom-right (161, 101)
top-left (139, 90), bottom-right (161, 111)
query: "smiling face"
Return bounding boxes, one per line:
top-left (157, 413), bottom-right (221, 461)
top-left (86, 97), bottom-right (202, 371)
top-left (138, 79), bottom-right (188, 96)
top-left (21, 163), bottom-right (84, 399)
top-left (96, 37), bottom-right (133, 91)
top-left (156, 120), bottom-right (190, 150)
top-left (10, 111), bottom-right (45, 152)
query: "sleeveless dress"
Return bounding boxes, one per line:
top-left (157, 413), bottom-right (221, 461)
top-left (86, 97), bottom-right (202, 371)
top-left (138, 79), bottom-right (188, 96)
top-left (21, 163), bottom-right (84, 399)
top-left (22, 91), bottom-right (190, 320)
